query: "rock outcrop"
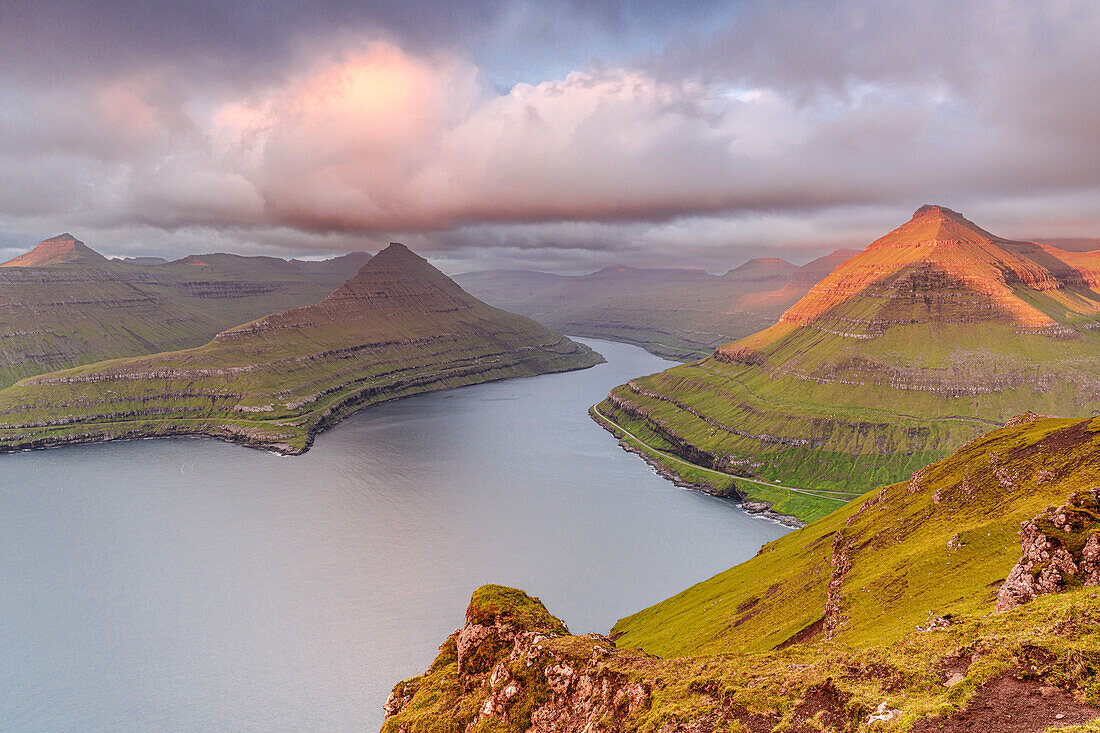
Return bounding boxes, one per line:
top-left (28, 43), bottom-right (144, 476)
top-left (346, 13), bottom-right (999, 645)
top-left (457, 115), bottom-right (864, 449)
top-left (382, 586), bottom-right (652, 733)
top-left (997, 489), bottom-right (1100, 611)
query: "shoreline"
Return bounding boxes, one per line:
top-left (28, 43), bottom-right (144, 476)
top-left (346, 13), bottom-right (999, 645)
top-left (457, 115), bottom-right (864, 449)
top-left (589, 409), bottom-right (805, 528)
top-left (0, 353), bottom-right (605, 460)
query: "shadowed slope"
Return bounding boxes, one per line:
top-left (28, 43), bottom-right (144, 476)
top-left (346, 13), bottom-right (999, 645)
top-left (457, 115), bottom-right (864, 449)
top-left (0, 237), bottom-right (369, 387)
top-left (599, 207), bottom-right (1100, 512)
top-left (457, 249), bottom-right (857, 360)
top-left (0, 243), bottom-right (600, 454)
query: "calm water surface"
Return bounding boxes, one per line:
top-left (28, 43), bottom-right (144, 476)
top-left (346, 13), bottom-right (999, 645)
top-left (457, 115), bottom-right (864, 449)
top-left (0, 339), bottom-right (788, 732)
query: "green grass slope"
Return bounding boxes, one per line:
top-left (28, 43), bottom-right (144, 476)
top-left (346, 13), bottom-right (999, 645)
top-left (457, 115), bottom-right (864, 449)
top-left (383, 415), bottom-right (1100, 731)
top-left (0, 243), bottom-right (601, 454)
top-left (600, 207), bottom-right (1100, 504)
top-left (0, 235), bottom-right (369, 388)
top-left (612, 413), bottom-right (1100, 658)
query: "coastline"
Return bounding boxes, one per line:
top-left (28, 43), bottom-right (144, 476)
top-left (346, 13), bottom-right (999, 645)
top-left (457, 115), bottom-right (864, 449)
top-left (0, 349), bottom-right (604, 459)
top-left (589, 407), bottom-right (805, 528)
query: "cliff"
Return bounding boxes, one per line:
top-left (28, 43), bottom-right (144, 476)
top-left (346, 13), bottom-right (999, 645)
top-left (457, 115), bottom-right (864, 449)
top-left (0, 243), bottom-right (601, 454)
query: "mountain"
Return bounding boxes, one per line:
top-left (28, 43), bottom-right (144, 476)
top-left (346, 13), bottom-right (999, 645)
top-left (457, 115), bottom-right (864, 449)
top-left (118, 256), bottom-right (169, 265)
top-left (597, 206), bottom-right (1100, 518)
top-left (1, 233), bottom-right (109, 267)
top-left (382, 415), bottom-right (1100, 732)
top-left (0, 243), bottom-right (601, 454)
top-left (1035, 237), bottom-right (1100, 252)
top-left (455, 249), bottom-right (856, 360)
top-left (0, 235), bottom-right (370, 388)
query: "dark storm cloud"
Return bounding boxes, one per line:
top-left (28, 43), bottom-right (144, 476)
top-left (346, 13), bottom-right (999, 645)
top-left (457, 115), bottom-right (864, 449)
top-left (0, 0), bottom-right (729, 86)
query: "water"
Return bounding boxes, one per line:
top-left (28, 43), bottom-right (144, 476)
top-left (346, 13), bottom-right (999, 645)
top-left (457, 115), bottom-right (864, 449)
top-left (0, 339), bottom-right (788, 732)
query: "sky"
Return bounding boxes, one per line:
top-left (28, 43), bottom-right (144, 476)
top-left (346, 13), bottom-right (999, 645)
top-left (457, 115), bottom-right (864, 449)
top-left (0, 0), bottom-right (1098, 273)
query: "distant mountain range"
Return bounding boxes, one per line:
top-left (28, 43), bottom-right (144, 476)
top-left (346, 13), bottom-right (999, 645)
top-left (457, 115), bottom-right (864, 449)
top-left (599, 205), bottom-right (1100, 509)
top-left (0, 243), bottom-right (600, 454)
top-left (456, 249), bottom-right (858, 360)
top-left (0, 233), bottom-right (370, 387)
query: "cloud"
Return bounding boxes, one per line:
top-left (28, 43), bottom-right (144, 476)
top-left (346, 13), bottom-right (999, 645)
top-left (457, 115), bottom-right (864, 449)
top-left (0, 1), bottom-right (1097, 271)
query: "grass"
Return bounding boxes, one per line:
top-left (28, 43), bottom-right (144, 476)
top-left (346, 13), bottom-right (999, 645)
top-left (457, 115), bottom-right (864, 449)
top-left (0, 253), bottom-right (367, 388)
top-left (0, 246), bottom-right (603, 454)
top-left (385, 414), bottom-right (1100, 731)
top-left (591, 403), bottom-right (854, 523)
top-left (598, 219), bottom-right (1100, 503)
top-left (612, 414), bottom-right (1100, 657)
top-left (606, 317), bottom-right (1100, 501)
top-left (387, 583), bottom-right (1100, 732)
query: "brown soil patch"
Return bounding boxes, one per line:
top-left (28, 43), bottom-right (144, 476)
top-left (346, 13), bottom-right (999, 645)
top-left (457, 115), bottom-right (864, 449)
top-left (726, 711), bottom-right (781, 733)
top-left (732, 679), bottom-right (852, 733)
top-left (776, 617), bottom-right (824, 649)
top-left (844, 662), bottom-right (905, 692)
top-left (1035, 418), bottom-right (1095, 452)
top-left (787, 678), bottom-right (853, 732)
top-left (1016, 644), bottom-right (1057, 678)
top-left (936, 651), bottom-right (973, 685)
top-left (911, 674), bottom-right (1099, 732)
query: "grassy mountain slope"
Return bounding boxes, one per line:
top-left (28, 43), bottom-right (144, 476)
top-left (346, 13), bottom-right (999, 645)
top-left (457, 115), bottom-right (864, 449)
top-left (456, 250), bottom-right (857, 360)
top-left (613, 413), bottom-right (1100, 656)
top-left (599, 206), bottom-right (1100, 505)
top-left (383, 416), bottom-right (1100, 732)
top-left (0, 235), bottom-right (369, 387)
top-left (0, 243), bottom-right (601, 454)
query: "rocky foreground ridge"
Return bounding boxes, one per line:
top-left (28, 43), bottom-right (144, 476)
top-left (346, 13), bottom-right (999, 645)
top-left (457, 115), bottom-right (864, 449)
top-left (384, 584), bottom-right (1100, 733)
top-left (599, 206), bottom-right (1100, 510)
top-left (386, 414), bottom-right (1100, 732)
top-left (0, 243), bottom-right (600, 454)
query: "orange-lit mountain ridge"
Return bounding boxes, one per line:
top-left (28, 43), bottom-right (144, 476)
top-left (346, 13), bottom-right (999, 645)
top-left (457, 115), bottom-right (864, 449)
top-left (766, 205), bottom-right (1100, 337)
top-left (600, 205), bottom-right (1100, 508)
top-left (1, 233), bottom-right (108, 268)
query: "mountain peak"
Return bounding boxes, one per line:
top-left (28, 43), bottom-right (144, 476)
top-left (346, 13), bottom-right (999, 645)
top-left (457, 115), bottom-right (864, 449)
top-left (878, 204), bottom-right (999, 246)
top-left (42, 232), bottom-right (79, 243)
top-left (912, 204), bottom-right (966, 222)
top-left (769, 206), bottom-right (1080, 330)
top-left (374, 242), bottom-right (414, 257)
top-left (323, 242), bottom-right (475, 313)
top-left (1, 233), bottom-right (108, 268)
